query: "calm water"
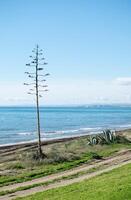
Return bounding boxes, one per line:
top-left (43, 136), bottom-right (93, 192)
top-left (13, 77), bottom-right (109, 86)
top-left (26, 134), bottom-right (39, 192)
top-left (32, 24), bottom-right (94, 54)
top-left (0, 105), bottom-right (131, 145)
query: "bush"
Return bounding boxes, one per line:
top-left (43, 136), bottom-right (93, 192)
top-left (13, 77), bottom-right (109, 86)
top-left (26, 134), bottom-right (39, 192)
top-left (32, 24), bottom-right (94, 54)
top-left (90, 152), bottom-right (103, 160)
top-left (115, 135), bottom-right (131, 144)
top-left (46, 150), bottom-right (80, 164)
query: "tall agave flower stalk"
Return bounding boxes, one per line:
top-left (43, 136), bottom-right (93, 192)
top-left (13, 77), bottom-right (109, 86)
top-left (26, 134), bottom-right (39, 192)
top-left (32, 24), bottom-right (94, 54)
top-left (24, 45), bottom-right (50, 158)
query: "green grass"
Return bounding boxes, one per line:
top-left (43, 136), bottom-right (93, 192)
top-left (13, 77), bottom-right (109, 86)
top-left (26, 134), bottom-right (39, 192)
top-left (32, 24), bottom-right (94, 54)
top-left (0, 163), bottom-right (102, 196)
top-left (0, 143), bottom-right (130, 187)
top-left (15, 163), bottom-right (131, 200)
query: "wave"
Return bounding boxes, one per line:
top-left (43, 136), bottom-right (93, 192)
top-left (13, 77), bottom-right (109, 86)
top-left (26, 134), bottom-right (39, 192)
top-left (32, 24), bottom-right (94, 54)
top-left (41, 130), bottom-right (78, 137)
top-left (119, 124), bottom-right (131, 128)
top-left (79, 127), bottom-right (102, 131)
top-left (41, 127), bottom-right (103, 137)
top-left (16, 127), bottom-right (99, 138)
top-left (17, 132), bottom-right (34, 136)
top-left (55, 129), bottom-right (79, 134)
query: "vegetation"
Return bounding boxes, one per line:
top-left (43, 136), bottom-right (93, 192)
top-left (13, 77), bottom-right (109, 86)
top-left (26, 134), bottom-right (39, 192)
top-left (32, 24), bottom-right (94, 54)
top-left (24, 45), bottom-right (49, 158)
top-left (15, 163), bottom-right (131, 200)
top-left (0, 164), bottom-right (103, 196)
top-left (0, 132), bottom-right (130, 187)
top-left (88, 129), bottom-right (118, 145)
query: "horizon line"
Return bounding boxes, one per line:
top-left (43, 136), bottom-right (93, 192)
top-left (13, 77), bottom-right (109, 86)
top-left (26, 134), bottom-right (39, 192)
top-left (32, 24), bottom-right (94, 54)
top-left (0, 103), bottom-right (131, 107)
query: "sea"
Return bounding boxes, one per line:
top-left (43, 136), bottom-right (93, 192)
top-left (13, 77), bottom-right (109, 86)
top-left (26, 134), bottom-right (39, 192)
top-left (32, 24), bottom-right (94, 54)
top-left (0, 105), bottom-right (131, 145)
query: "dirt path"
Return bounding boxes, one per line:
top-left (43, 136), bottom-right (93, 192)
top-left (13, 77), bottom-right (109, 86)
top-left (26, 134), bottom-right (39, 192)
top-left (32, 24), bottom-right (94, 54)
top-left (0, 149), bottom-right (130, 192)
top-left (0, 149), bottom-right (130, 200)
top-left (1, 159), bottom-right (131, 200)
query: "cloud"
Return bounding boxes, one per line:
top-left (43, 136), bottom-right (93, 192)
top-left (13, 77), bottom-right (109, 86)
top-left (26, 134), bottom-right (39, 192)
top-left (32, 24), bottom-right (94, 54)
top-left (1, 79), bottom-right (131, 105)
top-left (115, 77), bottom-right (131, 86)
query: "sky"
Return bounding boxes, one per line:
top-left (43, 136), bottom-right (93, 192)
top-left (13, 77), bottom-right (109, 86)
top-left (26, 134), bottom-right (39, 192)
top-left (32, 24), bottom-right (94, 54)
top-left (0, 0), bottom-right (131, 105)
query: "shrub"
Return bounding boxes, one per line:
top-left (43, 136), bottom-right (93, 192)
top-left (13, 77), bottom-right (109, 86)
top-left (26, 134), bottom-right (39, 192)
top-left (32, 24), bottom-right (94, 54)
top-left (90, 152), bottom-right (103, 160)
top-left (115, 135), bottom-right (131, 144)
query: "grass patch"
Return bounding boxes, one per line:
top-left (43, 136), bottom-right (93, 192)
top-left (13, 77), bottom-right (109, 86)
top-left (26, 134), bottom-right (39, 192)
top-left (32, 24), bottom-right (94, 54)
top-left (3, 165), bottom-right (104, 196)
top-left (0, 164), bottom-right (110, 196)
top-left (15, 163), bottom-right (131, 200)
top-left (0, 134), bottom-right (130, 187)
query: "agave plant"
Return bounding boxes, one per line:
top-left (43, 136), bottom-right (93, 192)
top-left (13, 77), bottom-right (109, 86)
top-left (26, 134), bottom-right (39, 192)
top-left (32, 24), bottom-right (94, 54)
top-left (99, 129), bottom-right (116, 144)
top-left (88, 130), bottom-right (116, 145)
top-left (103, 129), bottom-right (116, 143)
top-left (88, 135), bottom-right (99, 145)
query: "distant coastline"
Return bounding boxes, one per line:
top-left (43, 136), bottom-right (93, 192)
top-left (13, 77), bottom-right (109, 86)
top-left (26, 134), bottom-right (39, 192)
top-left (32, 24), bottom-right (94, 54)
top-left (1, 103), bottom-right (131, 107)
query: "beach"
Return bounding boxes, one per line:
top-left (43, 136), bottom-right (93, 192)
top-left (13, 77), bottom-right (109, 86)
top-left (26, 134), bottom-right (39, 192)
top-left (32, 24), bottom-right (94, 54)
top-left (0, 128), bottom-right (130, 157)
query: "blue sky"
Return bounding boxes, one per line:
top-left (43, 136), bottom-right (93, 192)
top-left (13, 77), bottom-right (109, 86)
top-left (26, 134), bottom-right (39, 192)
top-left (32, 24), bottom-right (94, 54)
top-left (0, 0), bottom-right (131, 105)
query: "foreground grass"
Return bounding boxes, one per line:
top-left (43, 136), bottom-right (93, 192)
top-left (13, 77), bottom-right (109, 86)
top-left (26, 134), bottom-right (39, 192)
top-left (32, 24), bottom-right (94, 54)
top-left (0, 142), bottom-right (130, 187)
top-left (0, 163), bottom-right (103, 196)
top-left (16, 163), bottom-right (131, 200)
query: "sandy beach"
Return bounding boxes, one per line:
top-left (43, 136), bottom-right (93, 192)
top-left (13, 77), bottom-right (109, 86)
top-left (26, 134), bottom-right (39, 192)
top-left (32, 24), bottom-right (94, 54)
top-left (0, 128), bottom-right (130, 154)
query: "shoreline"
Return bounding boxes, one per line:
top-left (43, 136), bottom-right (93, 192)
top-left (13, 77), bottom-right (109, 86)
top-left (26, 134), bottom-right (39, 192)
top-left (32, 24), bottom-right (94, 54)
top-left (0, 128), bottom-right (130, 151)
top-left (0, 134), bottom-right (91, 150)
